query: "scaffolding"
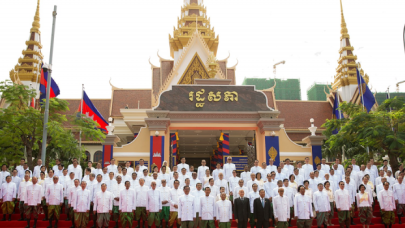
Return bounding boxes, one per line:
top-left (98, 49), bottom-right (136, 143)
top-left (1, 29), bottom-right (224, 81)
top-left (375, 92), bottom-right (405, 105)
top-left (242, 78), bottom-right (301, 100)
top-left (307, 83), bottom-right (329, 101)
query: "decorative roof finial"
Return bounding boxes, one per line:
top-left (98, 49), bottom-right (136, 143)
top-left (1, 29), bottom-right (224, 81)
top-left (31, 0), bottom-right (41, 33)
top-left (340, 0), bottom-right (349, 40)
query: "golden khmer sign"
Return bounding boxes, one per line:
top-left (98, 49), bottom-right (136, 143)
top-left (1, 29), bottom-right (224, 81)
top-left (155, 85), bottom-right (272, 111)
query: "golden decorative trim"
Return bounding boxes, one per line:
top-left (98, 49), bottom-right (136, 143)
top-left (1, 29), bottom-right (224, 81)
top-left (177, 52), bottom-right (210, 84)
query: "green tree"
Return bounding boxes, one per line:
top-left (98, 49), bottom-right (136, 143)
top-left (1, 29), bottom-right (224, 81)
top-left (322, 97), bottom-right (405, 172)
top-left (0, 81), bottom-right (105, 169)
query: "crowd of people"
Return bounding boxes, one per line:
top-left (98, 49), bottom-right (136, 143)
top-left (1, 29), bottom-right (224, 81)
top-left (1, 156), bottom-right (404, 228)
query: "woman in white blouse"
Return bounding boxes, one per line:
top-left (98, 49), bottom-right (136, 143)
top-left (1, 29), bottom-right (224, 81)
top-left (255, 172), bottom-right (265, 190)
top-left (203, 169), bottom-right (212, 186)
top-left (159, 161), bottom-right (171, 174)
top-left (324, 181), bottom-right (335, 226)
top-left (289, 174), bottom-right (298, 194)
top-left (356, 184), bottom-right (373, 228)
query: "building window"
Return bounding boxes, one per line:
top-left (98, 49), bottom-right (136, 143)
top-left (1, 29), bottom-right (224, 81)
top-left (94, 151), bottom-right (102, 164)
top-left (85, 151), bottom-right (91, 162)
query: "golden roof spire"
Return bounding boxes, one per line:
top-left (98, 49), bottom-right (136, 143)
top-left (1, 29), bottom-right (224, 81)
top-left (340, 0), bottom-right (349, 40)
top-left (169, 0), bottom-right (219, 58)
top-left (31, 0), bottom-right (41, 34)
top-left (9, 0), bottom-right (43, 83)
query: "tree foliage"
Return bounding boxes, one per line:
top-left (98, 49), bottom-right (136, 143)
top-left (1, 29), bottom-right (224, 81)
top-left (322, 97), bottom-right (405, 172)
top-left (0, 81), bottom-right (105, 169)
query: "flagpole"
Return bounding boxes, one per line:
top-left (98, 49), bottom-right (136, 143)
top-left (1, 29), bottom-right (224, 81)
top-left (40, 5), bottom-right (58, 164)
top-left (79, 84), bottom-right (84, 149)
top-left (357, 66), bottom-right (365, 112)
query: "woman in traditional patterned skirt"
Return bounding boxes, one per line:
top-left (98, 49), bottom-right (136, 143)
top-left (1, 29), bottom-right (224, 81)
top-left (356, 184), bottom-right (373, 228)
top-left (324, 181), bottom-right (335, 226)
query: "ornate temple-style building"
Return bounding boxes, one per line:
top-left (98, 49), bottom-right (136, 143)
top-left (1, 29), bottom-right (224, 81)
top-left (7, 0), bottom-right (377, 170)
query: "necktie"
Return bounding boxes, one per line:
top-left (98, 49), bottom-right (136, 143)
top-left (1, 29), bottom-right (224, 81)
top-left (262, 198), bottom-right (264, 207)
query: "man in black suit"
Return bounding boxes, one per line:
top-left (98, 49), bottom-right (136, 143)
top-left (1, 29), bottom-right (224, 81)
top-left (254, 189), bottom-right (273, 228)
top-left (234, 189), bottom-right (250, 228)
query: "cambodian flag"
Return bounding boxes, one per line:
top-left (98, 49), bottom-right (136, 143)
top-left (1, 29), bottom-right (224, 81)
top-left (78, 91), bottom-right (108, 132)
top-left (39, 64), bottom-right (60, 101)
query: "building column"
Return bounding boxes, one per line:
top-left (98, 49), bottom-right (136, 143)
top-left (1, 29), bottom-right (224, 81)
top-left (145, 111), bottom-right (170, 172)
top-left (150, 131), bottom-right (165, 173)
top-left (101, 135), bottom-right (120, 168)
top-left (302, 135), bottom-right (326, 170)
top-left (256, 112), bottom-right (284, 166)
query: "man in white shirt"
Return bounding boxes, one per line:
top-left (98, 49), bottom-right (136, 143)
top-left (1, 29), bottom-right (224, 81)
top-left (138, 159), bottom-right (148, 173)
top-left (284, 159), bottom-right (294, 176)
top-left (293, 168), bottom-right (304, 186)
top-left (1, 175), bottom-right (17, 221)
top-left (258, 162), bottom-right (269, 181)
top-left (177, 158), bottom-right (189, 173)
top-left (294, 185), bottom-right (313, 228)
top-left (191, 183), bottom-right (204, 228)
top-left (197, 160), bottom-right (209, 183)
top-left (158, 179), bottom-right (171, 228)
top-left (124, 161), bottom-right (134, 175)
top-left (93, 183), bottom-right (113, 228)
top-left (250, 160), bottom-right (261, 175)
top-left (54, 164), bottom-right (64, 178)
top-left (17, 173), bottom-right (31, 221)
top-left (379, 181), bottom-right (396, 227)
top-left (130, 173), bottom-right (140, 190)
top-left (365, 162), bottom-right (376, 185)
top-left (267, 159), bottom-right (277, 174)
top-left (214, 173), bottom-right (228, 194)
top-left (68, 158), bottom-right (83, 181)
top-left (105, 172), bottom-right (118, 192)
top-left (108, 158), bottom-right (118, 174)
top-left (120, 180), bottom-right (136, 228)
top-left (148, 172), bottom-right (162, 188)
top-left (393, 176), bottom-right (405, 224)
top-left (200, 187), bottom-right (216, 228)
top-left (212, 163), bottom-right (223, 181)
top-left (223, 157), bottom-right (236, 181)
top-left (112, 176), bottom-right (125, 228)
top-left (179, 168), bottom-right (190, 184)
top-left (52, 159), bottom-right (61, 173)
top-left (302, 157), bottom-right (314, 180)
top-left (169, 180), bottom-right (183, 228)
top-left (228, 170), bottom-right (240, 199)
top-left (247, 173), bottom-right (259, 193)
top-left (94, 163), bottom-right (103, 177)
top-left (313, 183), bottom-right (330, 228)
top-left (67, 179), bottom-right (80, 227)
top-left (73, 181), bottom-right (91, 228)
top-left (350, 159), bottom-right (360, 172)
top-left (321, 158), bottom-right (330, 174)
top-left (16, 159), bottom-right (26, 179)
top-left (33, 159), bottom-right (45, 178)
top-left (273, 188), bottom-right (290, 228)
top-left (135, 178), bottom-right (149, 228)
top-left (215, 192), bottom-right (232, 227)
top-left (234, 179), bottom-right (248, 201)
top-left (334, 159), bottom-right (344, 174)
top-left (92, 174), bottom-right (105, 227)
top-left (147, 181), bottom-right (162, 228)
top-left (335, 181), bottom-right (352, 228)
top-left (264, 174), bottom-right (277, 201)
top-left (240, 165), bottom-right (251, 188)
top-left (178, 186), bottom-right (195, 228)
top-left (190, 172), bottom-right (202, 190)
top-left (159, 166), bottom-right (171, 184)
top-left (275, 166), bottom-right (286, 181)
top-left (24, 176), bottom-right (42, 228)
top-left (315, 164), bottom-right (325, 181)
top-left (248, 183), bottom-right (260, 228)
top-left (46, 176), bottom-right (64, 228)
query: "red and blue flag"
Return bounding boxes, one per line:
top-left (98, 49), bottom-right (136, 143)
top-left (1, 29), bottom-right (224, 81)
top-left (39, 64), bottom-right (60, 101)
top-left (78, 91), bottom-right (108, 132)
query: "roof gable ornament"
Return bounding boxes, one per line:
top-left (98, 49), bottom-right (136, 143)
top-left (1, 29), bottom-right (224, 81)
top-left (177, 52), bottom-right (211, 84)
